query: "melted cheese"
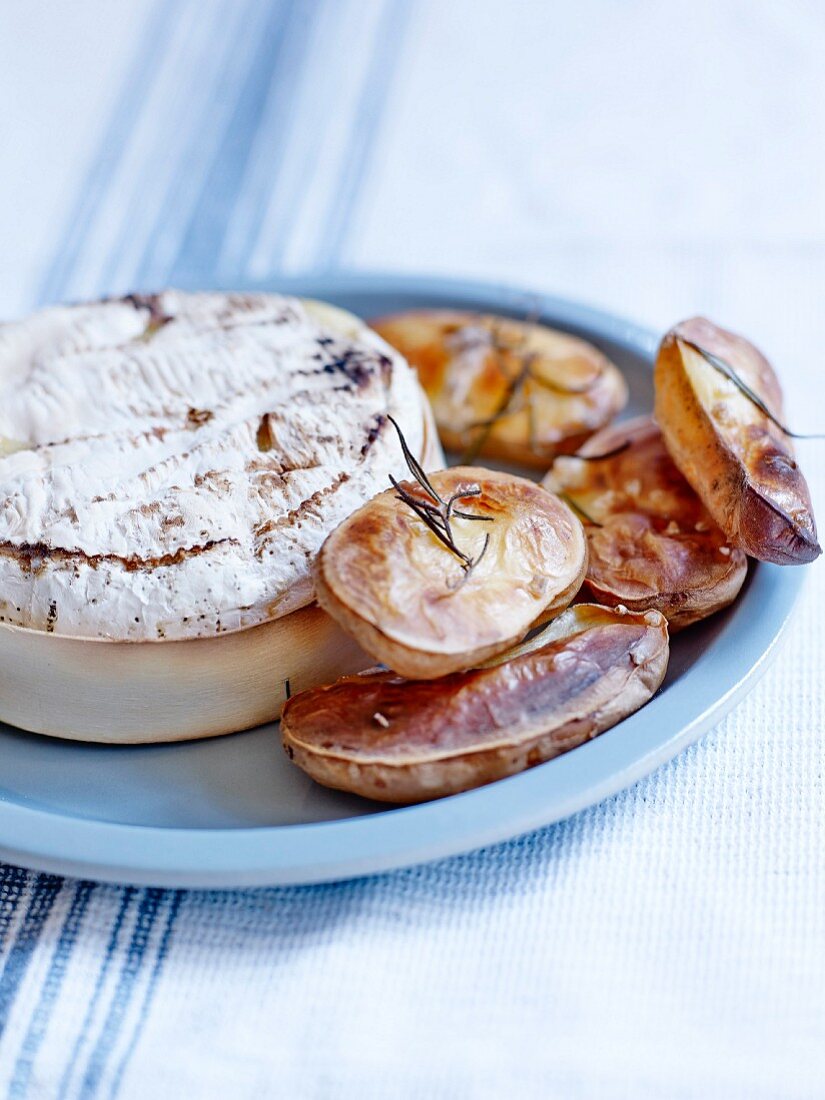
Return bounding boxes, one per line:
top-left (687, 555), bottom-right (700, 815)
top-left (0, 291), bottom-right (425, 640)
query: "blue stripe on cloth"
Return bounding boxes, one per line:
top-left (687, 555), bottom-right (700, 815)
top-left (7, 881), bottom-right (96, 1099)
top-left (215, 0), bottom-right (324, 280)
top-left (0, 2), bottom-right (180, 1078)
top-left (102, 0), bottom-right (255, 294)
top-left (57, 888), bottom-right (137, 1100)
top-left (36, 0), bottom-right (174, 307)
top-left (0, 875), bottom-right (63, 1035)
top-left (91, 5), bottom-right (316, 1077)
top-left (110, 890), bottom-right (184, 1098)
top-left (169, 0), bottom-right (301, 286)
top-left (77, 888), bottom-right (168, 1099)
top-left (4, 3), bottom-right (407, 1090)
top-left (313, 0), bottom-right (414, 268)
top-left (0, 867), bottom-right (31, 957)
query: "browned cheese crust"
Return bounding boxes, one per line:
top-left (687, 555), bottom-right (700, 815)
top-left (314, 467), bottom-right (587, 678)
top-left (545, 416), bottom-right (748, 630)
top-left (371, 310), bottom-right (628, 467)
top-left (281, 603), bottom-right (669, 802)
top-left (654, 317), bottom-right (820, 565)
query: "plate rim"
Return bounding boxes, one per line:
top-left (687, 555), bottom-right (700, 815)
top-left (0, 271), bottom-right (805, 887)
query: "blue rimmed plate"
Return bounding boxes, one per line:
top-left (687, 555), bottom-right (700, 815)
top-left (0, 274), bottom-right (802, 886)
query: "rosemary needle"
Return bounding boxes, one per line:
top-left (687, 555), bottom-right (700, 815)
top-left (678, 337), bottom-right (825, 441)
top-left (460, 317), bottom-right (604, 463)
top-left (387, 416), bottom-right (493, 577)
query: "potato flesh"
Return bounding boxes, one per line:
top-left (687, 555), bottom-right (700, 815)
top-left (371, 311), bottom-right (627, 466)
top-left (680, 342), bottom-right (818, 549)
top-left (546, 416), bottom-right (747, 628)
top-left (547, 417), bottom-right (706, 526)
top-left (0, 437), bottom-right (25, 457)
top-left (654, 318), bottom-right (820, 564)
top-left (281, 604), bottom-right (669, 802)
top-left (315, 467), bottom-right (587, 677)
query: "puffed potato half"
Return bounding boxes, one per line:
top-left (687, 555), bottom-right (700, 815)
top-left (281, 603), bottom-right (669, 803)
top-left (314, 467), bottom-right (587, 679)
top-left (545, 416), bottom-right (748, 630)
top-left (371, 310), bottom-right (628, 467)
top-left (655, 317), bottom-right (820, 565)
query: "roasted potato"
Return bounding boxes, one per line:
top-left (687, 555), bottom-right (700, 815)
top-left (314, 466), bottom-right (587, 679)
top-left (281, 603), bottom-right (669, 803)
top-left (655, 317), bottom-right (820, 564)
top-left (371, 310), bottom-right (628, 467)
top-left (545, 416), bottom-right (748, 630)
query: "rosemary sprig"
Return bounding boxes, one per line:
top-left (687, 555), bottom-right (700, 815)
top-left (489, 310), bottom-right (603, 395)
top-left (679, 337), bottom-right (825, 441)
top-left (461, 352), bottom-right (536, 463)
top-left (387, 415), bottom-right (493, 579)
top-left (459, 315), bottom-right (604, 462)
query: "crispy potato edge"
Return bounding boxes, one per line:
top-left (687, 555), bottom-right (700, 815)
top-left (655, 326), bottom-right (821, 565)
top-left (313, 471), bottom-right (588, 678)
top-left (371, 310), bottom-right (629, 468)
top-left (281, 606), bottom-right (669, 803)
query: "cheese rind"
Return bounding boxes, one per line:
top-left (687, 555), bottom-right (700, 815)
top-left (0, 291), bottom-right (426, 640)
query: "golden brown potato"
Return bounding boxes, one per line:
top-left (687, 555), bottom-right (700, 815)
top-left (281, 603), bottom-right (669, 803)
top-left (371, 310), bottom-right (628, 467)
top-left (545, 416), bottom-right (748, 630)
top-left (655, 317), bottom-right (820, 564)
top-left (314, 466), bottom-right (587, 679)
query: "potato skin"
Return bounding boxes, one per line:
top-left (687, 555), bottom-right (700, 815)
top-left (314, 467), bottom-right (587, 679)
top-left (281, 604), bottom-right (669, 803)
top-left (654, 317), bottom-right (820, 565)
top-left (371, 310), bottom-right (627, 467)
top-left (582, 514), bottom-right (745, 628)
top-left (545, 416), bottom-right (747, 630)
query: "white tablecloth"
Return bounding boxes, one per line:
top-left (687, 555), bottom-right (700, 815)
top-left (0, 2), bottom-right (823, 1096)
